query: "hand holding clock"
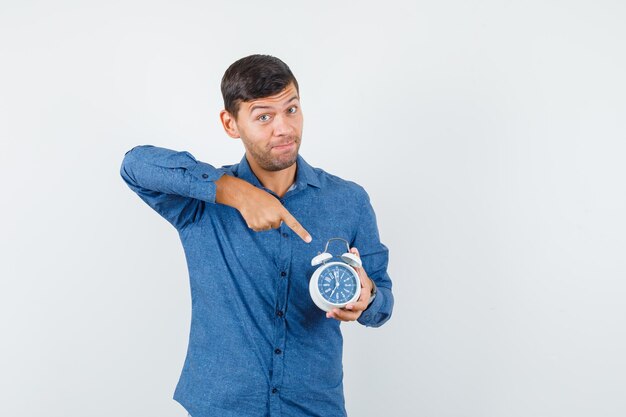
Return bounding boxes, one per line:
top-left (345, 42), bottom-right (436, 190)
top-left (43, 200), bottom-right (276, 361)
top-left (326, 247), bottom-right (375, 322)
top-left (215, 174), bottom-right (312, 243)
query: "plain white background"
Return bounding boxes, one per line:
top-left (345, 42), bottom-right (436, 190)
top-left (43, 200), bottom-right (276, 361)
top-left (1, 1), bottom-right (625, 416)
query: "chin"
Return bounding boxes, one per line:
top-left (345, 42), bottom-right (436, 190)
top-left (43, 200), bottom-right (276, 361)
top-left (266, 154), bottom-right (298, 171)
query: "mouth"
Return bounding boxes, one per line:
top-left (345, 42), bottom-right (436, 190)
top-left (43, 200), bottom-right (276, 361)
top-left (272, 141), bottom-right (295, 151)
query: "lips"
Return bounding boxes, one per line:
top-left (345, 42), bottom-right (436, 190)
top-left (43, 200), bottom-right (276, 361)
top-left (273, 141), bottom-right (295, 150)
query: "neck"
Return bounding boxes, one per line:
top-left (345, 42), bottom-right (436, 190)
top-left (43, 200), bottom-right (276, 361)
top-left (247, 154), bottom-right (297, 199)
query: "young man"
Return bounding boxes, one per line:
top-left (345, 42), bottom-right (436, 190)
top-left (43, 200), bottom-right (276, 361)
top-left (120, 54), bottom-right (394, 417)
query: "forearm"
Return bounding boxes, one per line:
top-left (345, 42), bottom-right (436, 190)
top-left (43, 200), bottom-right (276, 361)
top-left (351, 186), bottom-right (394, 328)
top-left (215, 173), bottom-right (254, 210)
top-left (120, 144), bottom-right (236, 229)
top-left (120, 144), bottom-right (225, 203)
top-left (357, 284), bottom-right (394, 328)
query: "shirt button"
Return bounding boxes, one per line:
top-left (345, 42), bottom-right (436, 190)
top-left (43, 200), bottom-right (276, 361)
top-left (280, 271), bottom-right (286, 277)
top-left (274, 348), bottom-right (282, 354)
top-left (282, 232), bottom-right (289, 238)
top-left (201, 173), bottom-right (208, 179)
top-left (272, 387), bottom-right (278, 394)
top-left (277, 310), bottom-right (284, 317)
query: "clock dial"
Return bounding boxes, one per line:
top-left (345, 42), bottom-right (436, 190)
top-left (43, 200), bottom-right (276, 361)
top-left (318, 264), bottom-right (359, 304)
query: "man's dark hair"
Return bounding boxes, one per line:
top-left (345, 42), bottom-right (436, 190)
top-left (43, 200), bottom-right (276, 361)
top-left (221, 54), bottom-right (299, 120)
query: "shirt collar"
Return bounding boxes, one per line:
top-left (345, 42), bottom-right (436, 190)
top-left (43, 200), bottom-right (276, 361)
top-left (236, 153), bottom-right (321, 191)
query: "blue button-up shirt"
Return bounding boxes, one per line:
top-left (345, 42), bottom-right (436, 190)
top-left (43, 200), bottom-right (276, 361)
top-left (120, 145), bottom-right (394, 417)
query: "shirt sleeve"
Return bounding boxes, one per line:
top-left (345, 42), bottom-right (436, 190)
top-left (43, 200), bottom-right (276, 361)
top-left (351, 187), bottom-right (395, 328)
top-left (119, 144), bottom-right (227, 230)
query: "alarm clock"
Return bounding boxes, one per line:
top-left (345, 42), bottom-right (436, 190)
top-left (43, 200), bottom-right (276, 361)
top-left (309, 237), bottom-right (362, 313)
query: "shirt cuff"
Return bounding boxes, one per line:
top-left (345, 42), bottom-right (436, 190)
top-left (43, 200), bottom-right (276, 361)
top-left (188, 163), bottom-right (227, 204)
top-left (358, 286), bottom-right (384, 325)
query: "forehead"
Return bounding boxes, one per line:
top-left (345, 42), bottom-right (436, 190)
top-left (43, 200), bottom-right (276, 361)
top-left (241, 83), bottom-right (300, 113)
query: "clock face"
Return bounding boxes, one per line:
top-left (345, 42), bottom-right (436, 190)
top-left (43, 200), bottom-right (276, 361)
top-left (318, 264), bottom-right (359, 304)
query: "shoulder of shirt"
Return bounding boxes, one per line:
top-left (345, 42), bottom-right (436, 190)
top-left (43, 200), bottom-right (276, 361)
top-left (221, 163), bottom-right (236, 173)
top-left (312, 167), bottom-right (370, 201)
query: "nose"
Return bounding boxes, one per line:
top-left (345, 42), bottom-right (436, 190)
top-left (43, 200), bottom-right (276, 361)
top-left (273, 113), bottom-right (294, 137)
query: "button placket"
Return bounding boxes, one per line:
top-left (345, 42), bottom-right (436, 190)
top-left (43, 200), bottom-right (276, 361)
top-left (269, 219), bottom-right (292, 413)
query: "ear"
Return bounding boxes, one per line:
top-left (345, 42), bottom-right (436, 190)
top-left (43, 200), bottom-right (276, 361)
top-left (220, 110), bottom-right (241, 139)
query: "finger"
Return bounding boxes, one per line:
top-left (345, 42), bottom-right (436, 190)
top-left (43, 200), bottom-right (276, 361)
top-left (350, 247), bottom-right (364, 270)
top-left (327, 307), bottom-right (360, 322)
top-left (346, 290), bottom-right (370, 311)
top-left (251, 220), bottom-right (280, 232)
top-left (250, 224), bottom-right (271, 232)
top-left (351, 248), bottom-right (370, 283)
top-left (281, 209), bottom-right (312, 243)
top-left (345, 297), bottom-right (368, 312)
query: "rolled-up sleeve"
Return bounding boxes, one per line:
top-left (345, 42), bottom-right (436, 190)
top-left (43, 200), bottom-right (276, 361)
top-left (120, 144), bottom-right (227, 230)
top-left (351, 187), bottom-right (394, 328)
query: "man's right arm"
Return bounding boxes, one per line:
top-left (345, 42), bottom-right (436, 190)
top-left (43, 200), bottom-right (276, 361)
top-left (120, 145), bottom-right (312, 241)
top-left (120, 144), bottom-right (240, 230)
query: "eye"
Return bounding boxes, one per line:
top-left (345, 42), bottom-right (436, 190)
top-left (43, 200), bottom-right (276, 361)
top-left (287, 106), bottom-right (298, 114)
top-left (258, 114), bottom-right (270, 122)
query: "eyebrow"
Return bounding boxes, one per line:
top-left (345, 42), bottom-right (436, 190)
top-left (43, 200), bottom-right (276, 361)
top-left (249, 95), bottom-right (299, 113)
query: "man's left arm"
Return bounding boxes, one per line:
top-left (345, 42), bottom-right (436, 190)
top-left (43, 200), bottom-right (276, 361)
top-left (326, 187), bottom-right (394, 327)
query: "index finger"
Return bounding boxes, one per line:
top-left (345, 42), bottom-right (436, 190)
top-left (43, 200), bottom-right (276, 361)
top-left (281, 208), bottom-right (312, 243)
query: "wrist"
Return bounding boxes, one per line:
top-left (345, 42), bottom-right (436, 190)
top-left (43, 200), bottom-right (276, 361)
top-left (367, 278), bottom-right (377, 306)
top-left (215, 174), bottom-right (250, 209)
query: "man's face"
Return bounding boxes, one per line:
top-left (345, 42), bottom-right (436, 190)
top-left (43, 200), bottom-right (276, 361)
top-left (232, 82), bottom-right (303, 172)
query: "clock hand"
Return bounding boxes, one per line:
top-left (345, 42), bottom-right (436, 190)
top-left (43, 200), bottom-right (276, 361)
top-left (330, 285), bottom-right (338, 298)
